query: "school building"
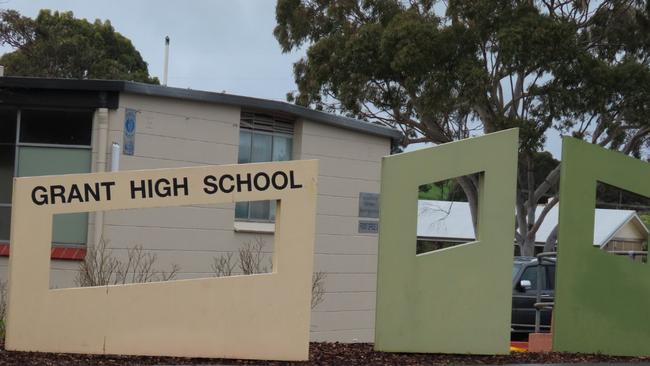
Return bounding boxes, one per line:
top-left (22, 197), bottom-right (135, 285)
top-left (0, 76), bottom-right (401, 342)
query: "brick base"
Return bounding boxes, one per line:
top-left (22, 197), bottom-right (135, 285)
top-left (528, 332), bottom-right (553, 352)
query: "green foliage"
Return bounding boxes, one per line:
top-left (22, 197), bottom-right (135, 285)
top-left (418, 182), bottom-right (447, 200)
top-left (640, 213), bottom-right (650, 229)
top-left (274, 0), bottom-right (650, 155)
top-left (275, 0), bottom-right (650, 254)
top-left (0, 9), bottom-right (158, 83)
top-left (518, 150), bottom-right (560, 198)
top-left (418, 179), bottom-right (466, 201)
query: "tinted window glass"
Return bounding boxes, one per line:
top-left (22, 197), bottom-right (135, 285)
top-left (546, 265), bottom-right (555, 290)
top-left (249, 201), bottom-right (270, 220)
top-left (270, 201), bottom-right (276, 220)
top-left (17, 146), bottom-right (91, 176)
top-left (520, 267), bottom-right (547, 291)
top-left (272, 135), bottom-right (292, 161)
top-left (237, 128), bottom-right (292, 221)
top-left (20, 109), bottom-right (93, 145)
top-left (18, 146), bottom-right (91, 244)
top-left (52, 213), bottom-right (88, 245)
top-left (0, 206), bottom-right (10, 241)
top-left (512, 263), bottom-right (522, 280)
top-left (0, 145), bottom-right (15, 203)
top-left (235, 201), bottom-right (249, 219)
top-left (251, 134), bottom-right (272, 163)
top-left (0, 109), bottom-right (17, 143)
top-left (238, 130), bottom-right (251, 164)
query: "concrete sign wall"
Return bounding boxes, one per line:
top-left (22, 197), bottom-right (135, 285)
top-left (374, 129), bottom-right (519, 354)
top-left (553, 138), bottom-right (650, 356)
top-left (6, 160), bottom-right (318, 360)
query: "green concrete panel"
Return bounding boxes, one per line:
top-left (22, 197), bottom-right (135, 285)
top-left (374, 129), bottom-right (519, 354)
top-left (553, 138), bottom-right (650, 356)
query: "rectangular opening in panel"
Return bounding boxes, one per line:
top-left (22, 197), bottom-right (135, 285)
top-left (49, 202), bottom-right (276, 289)
top-left (416, 173), bottom-right (481, 255)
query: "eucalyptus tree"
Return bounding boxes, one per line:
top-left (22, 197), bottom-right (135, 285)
top-left (275, 0), bottom-right (650, 255)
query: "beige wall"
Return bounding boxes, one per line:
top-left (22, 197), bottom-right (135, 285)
top-left (5, 93), bottom-right (392, 342)
top-left (298, 119), bottom-right (390, 342)
top-left (610, 219), bottom-right (647, 242)
top-left (603, 218), bottom-right (649, 252)
top-left (604, 240), bottom-right (644, 252)
top-left (6, 161), bottom-right (319, 360)
top-left (101, 93), bottom-right (277, 280)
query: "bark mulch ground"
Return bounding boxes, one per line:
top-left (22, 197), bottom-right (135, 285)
top-left (0, 342), bottom-right (649, 366)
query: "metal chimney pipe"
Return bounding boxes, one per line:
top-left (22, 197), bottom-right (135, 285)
top-left (163, 36), bottom-right (170, 86)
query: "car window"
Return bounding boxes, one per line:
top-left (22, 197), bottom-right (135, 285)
top-left (512, 264), bottom-right (522, 280)
top-left (520, 266), bottom-right (547, 291)
top-left (546, 265), bottom-right (555, 290)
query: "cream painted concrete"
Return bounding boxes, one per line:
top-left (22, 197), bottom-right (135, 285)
top-left (6, 160), bottom-right (318, 360)
top-left (9, 93), bottom-right (392, 344)
top-left (0, 261), bottom-right (78, 289)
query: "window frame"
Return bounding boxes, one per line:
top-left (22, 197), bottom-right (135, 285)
top-left (235, 115), bottom-right (294, 223)
top-left (0, 108), bottom-right (93, 243)
top-left (0, 108), bottom-right (19, 242)
top-left (520, 265), bottom-right (554, 291)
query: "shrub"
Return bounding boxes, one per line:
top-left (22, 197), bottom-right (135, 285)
top-left (75, 239), bottom-right (179, 287)
top-left (212, 237), bottom-right (327, 309)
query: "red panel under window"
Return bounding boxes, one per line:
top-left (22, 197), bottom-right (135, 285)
top-left (0, 243), bottom-right (86, 261)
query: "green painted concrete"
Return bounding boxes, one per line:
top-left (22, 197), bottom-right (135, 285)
top-left (374, 129), bottom-right (519, 354)
top-left (553, 138), bottom-right (650, 356)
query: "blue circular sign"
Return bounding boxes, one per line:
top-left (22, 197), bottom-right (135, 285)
top-left (125, 116), bottom-right (135, 136)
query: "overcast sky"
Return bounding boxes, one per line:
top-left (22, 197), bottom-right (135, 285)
top-left (1, 0), bottom-right (304, 101)
top-left (0, 0), bottom-right (563, 156)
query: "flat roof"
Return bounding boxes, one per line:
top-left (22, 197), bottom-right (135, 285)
top-left (0, 76), bottom-right (403, 141)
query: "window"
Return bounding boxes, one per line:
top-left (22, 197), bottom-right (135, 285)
top-left (520, 267), bottom-right (542, 290)
top-left (520, 265), bottom-right (554, 291)
top-left (546, 265), bottom-right (555, 290)
top-left (235, 112), bottom-right (293, 222)
top-left (0, 109), bottom-right (93, 244)
top-left (512, 263), bottom-right (522, 280)
top-left (0, 109), bottom-right (17, 241)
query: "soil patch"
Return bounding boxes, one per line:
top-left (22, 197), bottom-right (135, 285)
top-left (0, 342), bottom-right (648, 365)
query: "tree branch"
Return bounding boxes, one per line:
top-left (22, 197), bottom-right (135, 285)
top-left (456, 176), bottom-right (479, 235)
top-left (543, 224), bottom-right (559, 252)
top-left (531, 195), bottom-right (559, 234)
top-left (525, 164), bottom-right (561, 208)
top-left (622, 126), bottom-right (650, 155)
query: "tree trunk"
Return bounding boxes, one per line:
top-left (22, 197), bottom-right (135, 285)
top-left (456, 175), bottom-right (479, 236)
top-left (520, 237), bottom-right (536, 256)
top-left (453, 156), bottom-right (560, 257)
top-left (543, 225), bottom-right (559, 252)
top-left (514, 160), bottom-right (561, 257)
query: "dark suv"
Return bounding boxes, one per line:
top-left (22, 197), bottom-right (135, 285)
top-left (511, 256), bottom-right (555, 338)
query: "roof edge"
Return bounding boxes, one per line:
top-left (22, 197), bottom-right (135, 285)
top-left (0, 76), bottom-right (403, 141)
